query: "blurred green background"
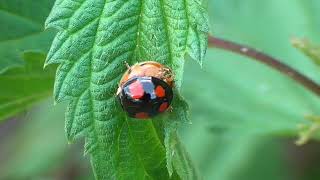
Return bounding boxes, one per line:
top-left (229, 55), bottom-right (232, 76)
top-left (1, 0), bottom-right (320, 179)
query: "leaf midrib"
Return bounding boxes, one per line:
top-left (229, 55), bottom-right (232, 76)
top-left (86, 0), bottom-right (167, 176)
top-left (120, 118), bottom-right (151, 178)
top-left (183, 0), bottom-right (190, 50)
top-left (158, 0), bottom-right (174, 65)
top-left (133, 0), bottom-right (143, 63)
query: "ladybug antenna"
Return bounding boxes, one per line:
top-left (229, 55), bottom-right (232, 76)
top-left (124, 61), bottom-right (130, 69)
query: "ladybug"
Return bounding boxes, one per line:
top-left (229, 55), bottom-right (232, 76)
top-left (117, 61), bottom-right (174, 119)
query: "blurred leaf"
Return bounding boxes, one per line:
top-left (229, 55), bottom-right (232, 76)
top-left (183, 50), bottom-right (320, 137)
top-left (0, 52), bottom-right (55, 122)
top-left (229, 138), bottom-right (290, 180)
top-left (292, 38), bottom-right (320, 67)
top-left (45, 0), bottom-right (208, 179)
top-left (0, 0), bottom-right (55, 73)
top-left (181, 0), bottom-right (320, 137)
top-left (178, 1), bottom-right (320, 178)
top-left (0, 100), bottom-right (67, 179)
top-left (180, 122), bottom-right (291, 180)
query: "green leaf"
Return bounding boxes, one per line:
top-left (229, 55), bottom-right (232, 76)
top-left (292, 38), bottom-right (320, 67)
top-left (0, 100), bottom-right (68, 179)
top-left (0, 52), bottom-right (55, 122)
top-left (181, 123), bottom-right (290, 180)
top-left (0, 0), bottom-right (55, 73)
top-left (163, 92), bottom-right (199, 179)
top-left (181, 0), bottom-right (320, 138)
top-left (181, 1), bottom-right (319, 179)
top-left (169, 132), bottom-right (199, 180)
top-left (45, 0), bottom-right (208, 179)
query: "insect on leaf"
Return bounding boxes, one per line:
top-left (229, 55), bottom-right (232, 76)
top-left (45, 0), bottom-right (208, 179)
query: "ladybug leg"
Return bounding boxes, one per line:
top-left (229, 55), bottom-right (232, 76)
top-left (169, 106), bottom-right (173, 112)
top-left (115, 85), bottom-right (121, 96)
top-left (124, 61), bottom-right (131, 69)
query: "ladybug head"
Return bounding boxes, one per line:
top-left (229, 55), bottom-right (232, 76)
top-left (118, 61), bottom-right (174, 92)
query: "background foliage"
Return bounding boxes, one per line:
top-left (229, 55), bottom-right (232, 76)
top-left (1, 0), bottom-right (320, 179)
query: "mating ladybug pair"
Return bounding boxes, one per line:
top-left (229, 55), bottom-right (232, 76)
top-left (117, 61), bottom-right (174, 119)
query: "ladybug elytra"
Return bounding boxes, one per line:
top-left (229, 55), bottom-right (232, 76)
top-left (117, 61), bottom-right (174, 119)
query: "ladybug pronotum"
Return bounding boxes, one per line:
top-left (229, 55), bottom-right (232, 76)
top-left (117, 61), bottom-right (174, 119)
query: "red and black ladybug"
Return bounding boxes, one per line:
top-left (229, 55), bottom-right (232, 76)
top-left (117, 61), bottom-right (174, 119)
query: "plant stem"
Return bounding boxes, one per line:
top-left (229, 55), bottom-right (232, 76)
top-left (208, 36), bottom-right (320, 97)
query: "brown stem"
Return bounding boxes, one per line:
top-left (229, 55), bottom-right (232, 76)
top-left (208, 36), bottom-right (320, 97)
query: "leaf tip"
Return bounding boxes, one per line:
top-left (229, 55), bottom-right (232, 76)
top-left (198, 59), bottom-right (204, 68)
top-left (296, 115), bottom-right (320, 146)
top-left (43, 62), bottom-right (49, 69)
top-left (43, 56), bottom-right (54, 69)
top-left (44, 17), bottom-right (55, 30)
top-left (66, 132), bottom-right (74, 143)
